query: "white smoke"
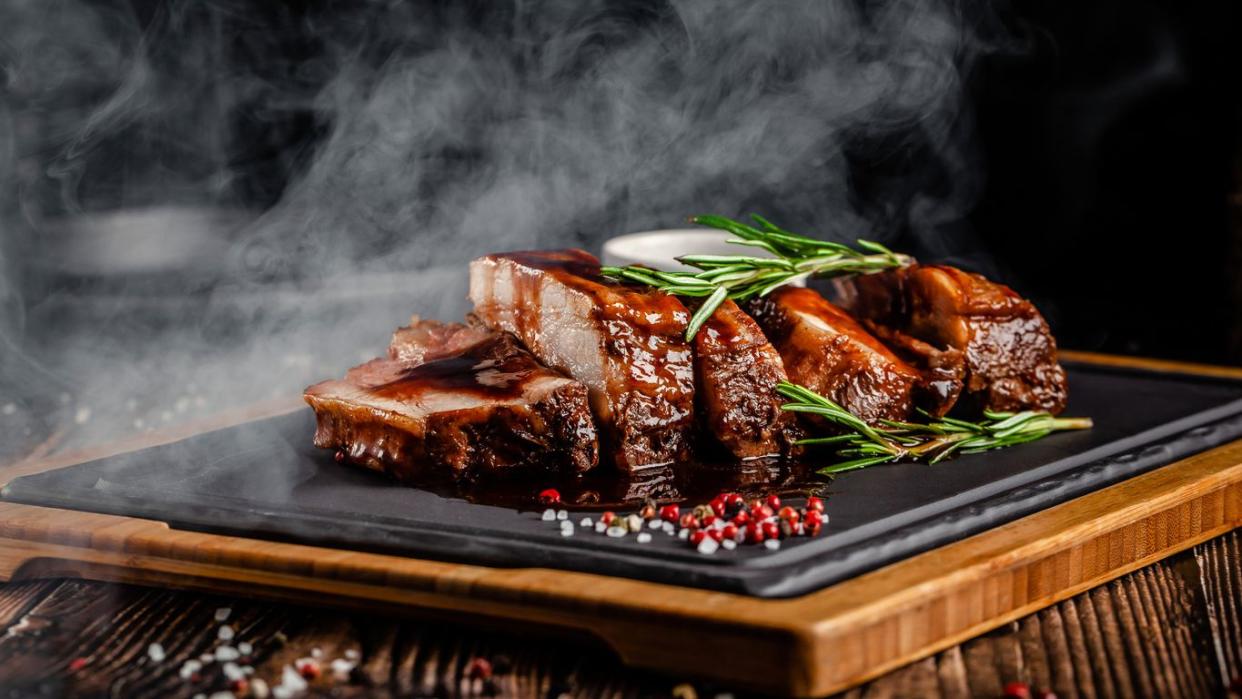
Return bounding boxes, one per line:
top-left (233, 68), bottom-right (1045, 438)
top-left (0, 0), bottom-right (1013, 456)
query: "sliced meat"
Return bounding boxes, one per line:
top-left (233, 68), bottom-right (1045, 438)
top-left (469, 250), bottom-right (695, 470)
top-left (388, 316), bottom-right (493, 364)
top-left (835, 264), bottom-right (1068, 414)
top-left (692, 298), bottom-right (801, 458)
top-left (747, 286), bottom-right (920, 425)
top-left (305, 327), bottom-right (598, 482)
top-left (862, 323), bottom-right (965, 417)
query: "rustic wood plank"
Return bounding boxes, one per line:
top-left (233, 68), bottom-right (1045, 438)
top-left (1199, 530), bottom-right (1242, 686)
top-left (0, 531), bottom-right (1235, 698)
top-left (0, 433), bottom-right (1234, 697)
top-left (0, 353), bottom-right (1237, 696)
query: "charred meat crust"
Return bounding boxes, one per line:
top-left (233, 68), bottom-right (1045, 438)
top-left (304, 326), bottom-right (598, 482)
top-left (693, 298), bottom-right (801, 458)
top-left (747, 286), bottom-right (920, 426)
top-left (468, 250), bottom-right (695, 471)
top-left (836, 264), bottom-right (1069, 415)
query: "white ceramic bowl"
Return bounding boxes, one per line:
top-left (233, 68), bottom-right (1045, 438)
top-left (602, 228), bottom-right (779, 272)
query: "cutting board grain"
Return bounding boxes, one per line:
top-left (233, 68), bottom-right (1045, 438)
top-left (0, 353), bottom-right (1239, 697)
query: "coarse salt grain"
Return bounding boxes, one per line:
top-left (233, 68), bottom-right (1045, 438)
top-left (541, 509), bottom-right (556, 521)
top-left (605, 526), bottom-right (627, 538)
top-left (217, 625), bottom-right (235, 641)
top-left (208, 692), bottom-right (233, 699)
top-left (636, 532), bottom-right (652, 544)
top-left (1, 403), bottom-right (15, 415)
top-left (199, 653), bottom-right (214, 664)
top-left (594, 521), bottom-right (607, 533)
top-left (556, 509), bottom-right (568, 520)
top-left (344, 649), bottom-right (360, 661)
top-left (214, 607), bottom-right (231, 622)
top-left (74, 406), bottom-right (91, 425)
top-left (237, 641), bottom-right (253, 655)
top-left (647, 519), bottom-right (663, 530)
top-left (249, 678), bottom-right (270, 699)
top-left (180, 659), bottom-right (202, 679)
top-left (663, 521), bottom-right (675, 534)
top-left (764, 539), bottom-right (781, 551)
top-left (216, 646), bottom-right (240, 662)
top-left (678, 528), bottom-right (690, 540)
top-left (697, 537), bottom-right (720, 555)
top-left (311, 647), bottom-right (323, 659)
top-left (579, 517), bottom-right (592, 528)
top-left (560, 527), bottom-right (574, 538)
top-left (722, 539), bottom-right (737, 551)
top-left (147, 642), bottom-right (165, 663)
top-left (280, 664), bottom-right (308, 692)
top-left (223, 662), bottom-right (245, 681)
top-left (330, 658), bottom-right (355, 680)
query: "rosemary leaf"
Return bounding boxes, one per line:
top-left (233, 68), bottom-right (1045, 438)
top-left (775, 381), bottom-right (1093, 475)
top-left (600, 214), bottom-right (911, 340)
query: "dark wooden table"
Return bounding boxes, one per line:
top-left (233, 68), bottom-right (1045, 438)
top-left (0, 531), bottom-right (1236, 698)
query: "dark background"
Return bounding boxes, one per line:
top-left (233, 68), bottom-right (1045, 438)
top-left (970, 1), bottom-right (1241, 364)
top-left (99, 0), bottom-right (1242, 363)
top-left (1, 0), bottom-right (1239, 458)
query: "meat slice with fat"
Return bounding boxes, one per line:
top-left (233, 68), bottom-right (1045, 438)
top-left (835, 264), bottom-right (1068, 414)
top-left (692, 298), bottom-right (801, 458)
top-left (747, 286), bottom-right (920, 426)
top-left (469, 250), bottom-right (695, 470)
top-left (305, 323), bottom-right (598, 482)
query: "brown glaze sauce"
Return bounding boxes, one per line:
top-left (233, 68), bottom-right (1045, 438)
top-left (408, 455), bottom-right (835, 511)
top-left (370, 355), bottom-right (536, 402)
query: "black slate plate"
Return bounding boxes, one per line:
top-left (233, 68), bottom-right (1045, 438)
top-left (6, 362), bottom-right (1242, 598)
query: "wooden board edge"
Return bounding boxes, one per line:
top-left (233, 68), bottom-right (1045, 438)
top-left (0, 443), bottom-right (1237, 696)
top-left (802, 478), bottom-right (1242, 695)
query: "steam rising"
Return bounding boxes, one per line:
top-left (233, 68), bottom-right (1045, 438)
top-left (0, 0), bottom-right (1010, 455)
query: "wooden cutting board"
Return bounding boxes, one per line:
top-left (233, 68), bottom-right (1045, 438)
top-left (0, 351), bottom-right (1239, 697)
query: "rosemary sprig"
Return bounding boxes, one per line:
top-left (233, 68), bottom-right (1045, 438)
top-left (601, 214), bottom-right (912, 340)
top-left (775, 382), bottom-right (1093, 475)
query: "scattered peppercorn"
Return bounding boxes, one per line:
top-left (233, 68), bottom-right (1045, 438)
top-left (538, 488), bottom-right (561, 506)
top-left (68, 657), bottom-right (88, 672)
top-left (806, 495), bottom-right (825, 513)
top-left (296, 658), bottom-right (322, 680)
top-left (746, 522), bottom-right (765, 544)
top-left (762, 521), bottom-right (781, 541)
top-left (765, 494), bottom-right (782, 509)
top-left (1002, 681), bottom-right (1031, 698)
top-left (466, 657), bottom-right (493, 680)
top-left (659, 504), bottom-right (680, 523)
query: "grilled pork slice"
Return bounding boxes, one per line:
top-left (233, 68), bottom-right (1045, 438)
top-left (387, 316), bottom-right (493, 364)
top-left (305, 328), bottom-right (598, 482)
top-left (836, 264), bottom-right (1068, 414)
top-left (469, 250), bottom-right (695, 470)
top-left (747, 286), bottom-right (920, 425)
top-left (693, 299), bottom-right (801, 458)
top-left (862, 323), bottom-right (965, 417)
